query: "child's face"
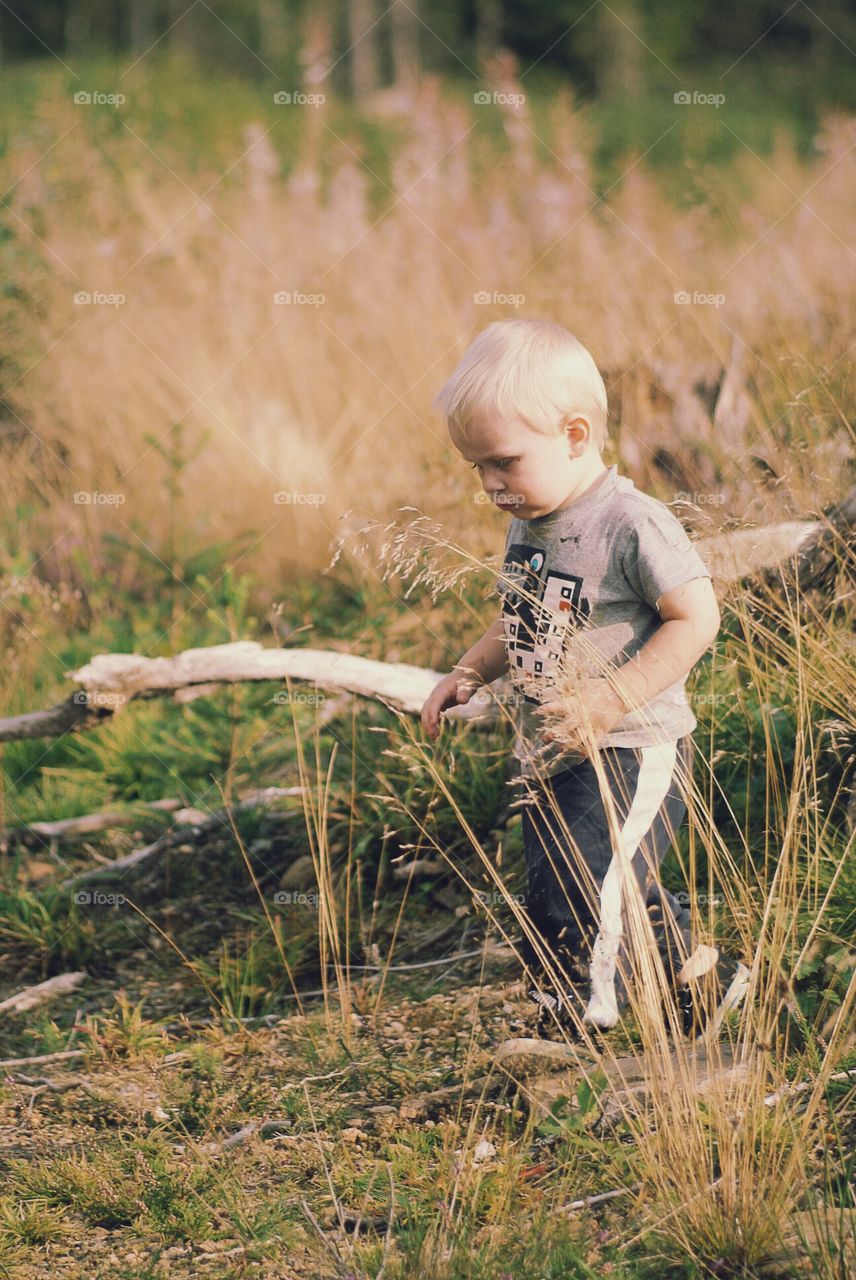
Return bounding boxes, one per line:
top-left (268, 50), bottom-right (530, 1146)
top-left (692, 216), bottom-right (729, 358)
top-left (450, 408), bottom-right (596, 519)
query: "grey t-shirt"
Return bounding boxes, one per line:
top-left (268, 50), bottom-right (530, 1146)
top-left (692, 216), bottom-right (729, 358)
top-left (495, 464), bottom-right (713, 779)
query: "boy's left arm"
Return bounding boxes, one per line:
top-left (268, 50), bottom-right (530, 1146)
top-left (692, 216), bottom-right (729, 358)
top-left (539, 576), bottom-right (720, 752)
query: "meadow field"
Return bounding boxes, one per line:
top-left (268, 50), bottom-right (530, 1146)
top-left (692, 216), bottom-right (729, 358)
top-left (0, 45), bottom-right (853, 1280)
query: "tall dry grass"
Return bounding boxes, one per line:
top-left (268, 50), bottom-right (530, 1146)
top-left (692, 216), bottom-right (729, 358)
top-left (287, 507), bottom-right (854, 1274)
top-left (1, 62), bottom-right (855, 605)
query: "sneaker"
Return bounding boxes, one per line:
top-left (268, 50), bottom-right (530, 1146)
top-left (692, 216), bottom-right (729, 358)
top-left (527, 985), bottom-right (598, 1042)
top-left (673, 947), bottom-right (751, 1038)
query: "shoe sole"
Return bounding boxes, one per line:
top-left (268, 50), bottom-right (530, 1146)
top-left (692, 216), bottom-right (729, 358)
top-left (691, 960), bottom-right (752, 1041)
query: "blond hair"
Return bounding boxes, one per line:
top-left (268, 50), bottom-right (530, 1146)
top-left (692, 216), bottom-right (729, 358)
top-left (433, 318), bottom-right (608, 452)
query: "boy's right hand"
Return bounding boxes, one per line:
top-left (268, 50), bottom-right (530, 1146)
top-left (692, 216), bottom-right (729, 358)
top-left (421, 672), bottom-right (480, 740)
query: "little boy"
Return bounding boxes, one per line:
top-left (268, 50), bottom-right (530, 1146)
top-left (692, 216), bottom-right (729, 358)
top-left (421, 318), bottom-right (750, 1041)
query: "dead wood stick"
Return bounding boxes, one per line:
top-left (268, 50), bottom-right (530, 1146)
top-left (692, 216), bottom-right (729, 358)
top-left (0, 693), bottom-right (112, 743)
top-left (0, 512), bottom-right (830, 751)
top-left (3, 798), bottom-right (184, 843)
top-left (753, 483), bottom-right (856, 595)
top-left (0, 972), bottom-right (86, 1014)
top-left (0, 1049), bottom-right (85, 1069)
top-left (218, 1119), bottom-right (293, 1149)
top-left (763, 1067), bottom-right (856, 1107)
top-left (559, 1185), bottom-right (639, 1213)
top-left (59, 786), bottom-right (306, 889)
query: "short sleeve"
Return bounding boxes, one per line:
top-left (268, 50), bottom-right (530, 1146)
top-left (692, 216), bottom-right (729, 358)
top-left (621, 503), bottom-right (712, 610)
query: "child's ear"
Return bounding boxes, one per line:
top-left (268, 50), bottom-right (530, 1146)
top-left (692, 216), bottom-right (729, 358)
top-left (560, 414), bottom-right (591, 455)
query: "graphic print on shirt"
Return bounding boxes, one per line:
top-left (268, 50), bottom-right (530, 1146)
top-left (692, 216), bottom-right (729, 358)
top-left (500, 543), bottom-right (591, 703)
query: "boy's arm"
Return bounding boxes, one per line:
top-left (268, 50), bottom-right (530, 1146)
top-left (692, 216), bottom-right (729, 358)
top-left (421, 616), bottom-right (509, 740)
top-left (538, 577), bottom-right (720, 748)
top-left (452, 616), bottom-right (509, 688)
top-left (606, 576), bottom-right (721, 712)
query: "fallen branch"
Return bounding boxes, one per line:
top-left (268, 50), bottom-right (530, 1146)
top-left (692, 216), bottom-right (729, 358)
top-left (59, 786), bottom-right (307, 889)
top-left (0, 972), bottom-right (86, 1015)
top-left (558, 1185), bottom-right (638, 1214)
top-left (398, 1073), bottom-right (504, 1121)
top-left (218, 1118), bottom-right (293, 1149)
top-left (763, 1067), bottom-right (856, 1107)
top-left (0, 1048), bottom-right (85, 1069)
top-left (68, 643), bottom-right (497, 719)
top-left (3, 797), bottom-right (187, 844)
top-left (0, 513), bottom-right (834, 751)
top-left (755, 483), bottom-right (856, 595)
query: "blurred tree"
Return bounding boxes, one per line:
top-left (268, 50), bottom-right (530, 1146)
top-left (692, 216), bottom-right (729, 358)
top-left (391, 0), bottom-right (419, 90)
top-left (475, 0), bottom-right (502, 67)
top-left (258, 0), bottom-right (291, 71)
top-left (168, 0), bottom-right (203, 56)
top-left (128, 0), bottom-right (156, 55)
top-left (349, 0), bottom-right (381, 98)
top-left (597, 0), bottom-right (645, 102)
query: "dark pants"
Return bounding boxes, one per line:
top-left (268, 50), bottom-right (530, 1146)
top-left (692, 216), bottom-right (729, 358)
top-left (518, 735), bottom-right (695, 1026)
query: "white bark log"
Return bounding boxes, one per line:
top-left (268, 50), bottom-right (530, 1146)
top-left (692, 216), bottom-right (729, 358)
top-left (0, 972), bottom-right (87, 1014)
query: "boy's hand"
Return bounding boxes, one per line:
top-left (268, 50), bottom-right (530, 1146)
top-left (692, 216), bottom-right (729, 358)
top-left (421, 672), bottom-right (481, 741)
top-left (534, 677), bottom-right (627, 757)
